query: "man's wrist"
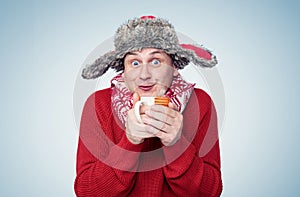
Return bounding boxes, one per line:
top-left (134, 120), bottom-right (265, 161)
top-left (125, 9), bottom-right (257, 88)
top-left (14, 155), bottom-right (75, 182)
top-left (126, 133), bottom-right (144, 145)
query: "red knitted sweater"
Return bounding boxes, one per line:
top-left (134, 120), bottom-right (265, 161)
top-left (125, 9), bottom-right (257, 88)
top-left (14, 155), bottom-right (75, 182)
top-left (74, 88), bottom-right (222, 196)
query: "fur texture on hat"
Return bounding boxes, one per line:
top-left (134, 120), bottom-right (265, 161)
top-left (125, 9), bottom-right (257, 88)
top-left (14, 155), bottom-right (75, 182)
top-left (82, 16), bottom-right (217, 79)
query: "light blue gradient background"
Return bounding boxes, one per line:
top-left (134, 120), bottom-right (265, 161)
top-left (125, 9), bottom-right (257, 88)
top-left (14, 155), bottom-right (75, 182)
top-left (1, 0), bottom-right (299, 196)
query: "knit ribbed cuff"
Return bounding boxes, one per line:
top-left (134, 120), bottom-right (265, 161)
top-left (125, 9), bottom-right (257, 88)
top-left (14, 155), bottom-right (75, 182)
top-left (162, 136), bottom-right (198, 177)
top-left (117, 132), bottom-right (144, 152)
top-left (103, 133), bottom-right (144, 172)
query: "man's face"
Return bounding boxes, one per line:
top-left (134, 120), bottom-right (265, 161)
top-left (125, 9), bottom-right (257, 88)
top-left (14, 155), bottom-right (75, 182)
top-left (123, 48), bottom-right (179, 97)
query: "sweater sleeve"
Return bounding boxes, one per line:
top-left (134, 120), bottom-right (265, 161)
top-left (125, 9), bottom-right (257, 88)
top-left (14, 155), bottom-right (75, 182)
top-left (162, 90), bottom-right (223, 196)
top-left (74, 90), bottom-right (143, 196)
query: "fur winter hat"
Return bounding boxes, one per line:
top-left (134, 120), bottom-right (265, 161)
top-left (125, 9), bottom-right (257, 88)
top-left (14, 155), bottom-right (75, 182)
top-left (82, 16), bottom-right (217, 79)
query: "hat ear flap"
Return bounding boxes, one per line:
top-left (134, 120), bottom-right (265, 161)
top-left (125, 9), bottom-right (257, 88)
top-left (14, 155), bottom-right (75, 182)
top-left (82, 51), bottom-right (116, 79)
top-left (180, 44), bottom-right (217, 68)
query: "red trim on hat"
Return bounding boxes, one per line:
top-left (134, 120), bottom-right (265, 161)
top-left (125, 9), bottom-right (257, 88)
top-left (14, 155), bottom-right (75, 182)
top-left (140, 15), bottom-right (156, 19)
top-left (180, 44), bottom-right (212, 60)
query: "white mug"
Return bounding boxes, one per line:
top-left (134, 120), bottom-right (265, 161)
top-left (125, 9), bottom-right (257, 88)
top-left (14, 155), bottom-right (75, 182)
top-left (134, 97), bottom-right (169, 123)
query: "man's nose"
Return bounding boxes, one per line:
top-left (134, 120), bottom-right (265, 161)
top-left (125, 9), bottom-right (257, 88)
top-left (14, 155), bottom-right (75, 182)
top-left (139, 64), bottom-right (151, 80)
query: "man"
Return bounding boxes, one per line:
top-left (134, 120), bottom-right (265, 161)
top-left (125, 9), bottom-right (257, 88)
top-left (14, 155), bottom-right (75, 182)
top-left (75, 16), bottom-right (222, 196)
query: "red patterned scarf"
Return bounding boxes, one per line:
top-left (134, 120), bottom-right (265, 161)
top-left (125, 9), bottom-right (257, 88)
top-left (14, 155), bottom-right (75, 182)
top-left (111, 73), bottom-right (195, 125)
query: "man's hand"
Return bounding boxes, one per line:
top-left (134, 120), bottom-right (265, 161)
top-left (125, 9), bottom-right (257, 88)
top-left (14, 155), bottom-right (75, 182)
top-left (142, 102), bottom-right (183, 146)
top-left (125, 93), bottom-right (154, 144)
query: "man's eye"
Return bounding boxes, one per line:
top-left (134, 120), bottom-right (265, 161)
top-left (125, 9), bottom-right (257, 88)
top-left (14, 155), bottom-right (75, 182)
top-left (151, 59), bottom-right (160, 65)
top-left (131, 61), bottom-right (140, 67)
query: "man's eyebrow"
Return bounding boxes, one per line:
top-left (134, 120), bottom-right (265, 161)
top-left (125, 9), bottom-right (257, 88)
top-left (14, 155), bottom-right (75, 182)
top-left (149, 50), bottom-right (164, 55)
top-left (126, 52), bottom-right (139, 56)
top-left (126, 50), bottom-right (164, 57)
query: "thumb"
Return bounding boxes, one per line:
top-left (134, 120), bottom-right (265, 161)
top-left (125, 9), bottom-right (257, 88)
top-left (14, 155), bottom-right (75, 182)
top-left (168, 102), bottom-right (179, 111)
top-left (132, 92), bottom-right (140, 105)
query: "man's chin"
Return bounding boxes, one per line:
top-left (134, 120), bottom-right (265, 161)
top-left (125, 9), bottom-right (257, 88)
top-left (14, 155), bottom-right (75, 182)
top-left (138, 92), bottom-right (156, 97)
top-left (135, 87), bottom-right (167, 97)
top-left (138, 91), bottom-right (165, 97)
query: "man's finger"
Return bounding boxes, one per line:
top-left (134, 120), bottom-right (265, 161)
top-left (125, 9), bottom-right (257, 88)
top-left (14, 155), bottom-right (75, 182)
top-left (147, 105), bottom-right (177, 118)
top-left (132, 92), bottom-right (140, 105)
top-left (168, 102), bottom-right (178, 111)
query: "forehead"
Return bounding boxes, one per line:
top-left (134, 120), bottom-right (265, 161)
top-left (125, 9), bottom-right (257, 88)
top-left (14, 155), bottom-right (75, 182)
top-left (125, 48), bottom-right (168, 58)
